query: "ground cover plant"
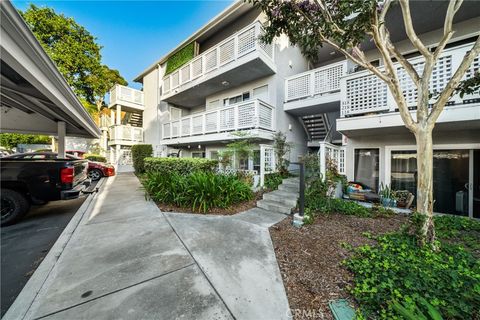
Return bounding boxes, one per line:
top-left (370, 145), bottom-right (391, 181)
top-left (143, 170), bottom-right (253, 213)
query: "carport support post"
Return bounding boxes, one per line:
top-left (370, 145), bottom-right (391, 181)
top-left (57, 121), bottom-right (66, 158)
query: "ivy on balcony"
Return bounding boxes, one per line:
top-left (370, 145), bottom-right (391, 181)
top-left (165, 42), bottom-right (196, 75)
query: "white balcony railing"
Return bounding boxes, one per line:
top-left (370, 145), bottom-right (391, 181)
top-left (162, 21), bottom-right (274, 96)
top-left (109, 125), bottom-right (143, 142)
top-left (162, 99), bottom-right (275, 139)
top-left (109, 84), bottom-right (144, 107)
top-left (340, 43), bottom-right (480, 117)
top-left (285, 61), bottom-right (347, 102)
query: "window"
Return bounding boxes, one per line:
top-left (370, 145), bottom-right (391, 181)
top-left (253, 150), bottom-right (260, 172)
top-left (210, 151), bottom-right (219, 160)
top-left (207, 100), bottom-right (220, 111)
top-left (354, 149), bottom-right (379, 192)
top-left (169, 107), bottom-right (181, 120)
top-left (223, 91), bottom-right (250, 106)
top-left (391, 149), bottom-right (470, 216)
top-left (253, 85), bottom-right (268, 101)
top-left (192, 152), bottom-right (204, 158)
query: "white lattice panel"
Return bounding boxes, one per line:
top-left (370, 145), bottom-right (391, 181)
top-left (171, 121), bottom-right (179, 137)
top-left (163, 77), bottom-right (170, 93)
top-left (205, 112), bottom-right (217, 132)
top-left (339, 148), bottom-right (345, 174)
top-left (181, 118), bottom-right (191, 136)
top-left (258, 104), bottom-right (273, 129)
top-left (163, 123), bottom-right (171, 138)
top-left (110, 87), bottom-right (117, 103)
top-left (192, 57), bottom-right (203, 78)
top-left (264, 147), bottom-right (274, 172)
top-left (180, 65), bottom-right (190, 84)
top-left (237, 102), bottom-right (255, 128)
top-left (220, 108), bottom-right (235, 130)
top-left (343, 74), bottom-right (388, 116)
top-left (219, 39), bottom-right (235, 65)
top-left (287, 74), bottom-right (310, 100)
top-left (314, 64), bottom-right (343, 94)
top-left (192, 115), bottom-right (203, 134)
top-left (397, 55), bottom-right (452, 106)
top-left (204, 49), bottom-right (218, 72)
top-left (237, 26), bottom-right (256, 56)
top-left (171, 71), bottom-right (179, 88)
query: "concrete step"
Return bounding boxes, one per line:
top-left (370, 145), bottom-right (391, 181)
top-left (263, 190), bottom-right (298, 207)
top-left (282, 178), bottom-right (299, 187)
top-left (278, 183), bottom-right (299, 192)
top-left (257, 199), bottom-right (293, 215)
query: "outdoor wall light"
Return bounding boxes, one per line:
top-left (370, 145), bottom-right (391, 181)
top-left (198, 144), bottom-right (201, 149)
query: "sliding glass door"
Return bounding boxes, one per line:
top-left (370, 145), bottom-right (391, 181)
top-left (391, 149), bottom-right (476, 217)
top-left (354, 149), bottom-right (380, 192)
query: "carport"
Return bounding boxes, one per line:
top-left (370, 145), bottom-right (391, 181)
top-left (0, 1), bottom-right (100, 156)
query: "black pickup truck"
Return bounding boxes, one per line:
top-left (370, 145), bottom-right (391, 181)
top-left (1, 153), bottom-right (91, 226)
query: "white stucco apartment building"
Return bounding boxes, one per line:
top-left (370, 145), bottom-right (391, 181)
top-left (108, 1), bottom-right (480, 218)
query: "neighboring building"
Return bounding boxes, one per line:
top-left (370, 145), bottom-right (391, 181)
top-left (104, 84), bottom-right (145, 164)
top-left (124, 1), bottom-right (478, 217)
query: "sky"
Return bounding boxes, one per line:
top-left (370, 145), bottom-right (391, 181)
top-left (12, 0), bottom-right (234, 89)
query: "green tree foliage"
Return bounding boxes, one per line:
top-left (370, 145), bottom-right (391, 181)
top-left (20, 5), bottom-right (127, 120)
top-left (0, 133), bottom-right (50, 149)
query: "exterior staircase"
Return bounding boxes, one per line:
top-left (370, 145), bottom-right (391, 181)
top-left (257, 178), bottom-right (299, 215)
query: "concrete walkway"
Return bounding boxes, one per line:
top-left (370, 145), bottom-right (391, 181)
top-left (6, 173), bottom-right (290, 320)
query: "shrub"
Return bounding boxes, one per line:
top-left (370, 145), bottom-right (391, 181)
top-left (84, 154), bottom-right (107, 162)
top-left (264, 172), bottom-right (284, 190)
top-left (144, 157), bottom-right (218, 175)
top-left (143, 171), bottom-right (253, 213)
top-left (131, 144), bottom-right (152, 173)
top-left (344, 233), bottom-right (480, 319)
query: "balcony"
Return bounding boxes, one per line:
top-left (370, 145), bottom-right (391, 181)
top-left (161, 99), bottom-right (275, 145)
top-left (108, 85), bottom-right (144, 112)
top-left (108, 125), bottom-right (143, 146)
top-left (284, 61), bottom-right (347, 115)
top-left (337, 43), bottom-right (480, 135)
top-left (161, 21), bottom-right (276, 108)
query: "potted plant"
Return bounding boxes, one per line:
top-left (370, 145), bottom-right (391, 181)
top-left (379, 183), bottom-right (397, 208)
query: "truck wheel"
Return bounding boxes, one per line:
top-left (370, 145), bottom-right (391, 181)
top-left (1, 189), bottom-right (30, 226)
top-left (88, 169), bottom-right (103, 181)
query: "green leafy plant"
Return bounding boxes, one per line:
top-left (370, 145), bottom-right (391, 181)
top-left (393, 297), bottom-right (443, 320)
top-left (84, 154), bottom-right (107, 162)
top-left (131, 144), bottom-right (153, 173)
top-left (165, 42), bottom-right (195, 75)
top-left (344, 233), bottom-right (480, 319)
top-left (0, 133), bottom-right (51, 149)
top-left (272, 131), bottom-right (291, 176)
top-left (264, 172), bottom-right (284, 190)
top-left (226, 131), bottom-right (255, 168)
top-left (217, 150), bottom-right (233, 169)
top-left (143, 171), bottom-right (253, 213)
top-left (144, 157), bottom-right (218, 175)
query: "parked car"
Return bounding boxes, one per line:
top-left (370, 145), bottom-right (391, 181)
top-left (85, 159), bottom-right (115, 181)
top-left (1, 152), bottom-right (91, 225)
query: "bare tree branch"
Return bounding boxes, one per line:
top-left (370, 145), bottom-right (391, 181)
top-left (312, 0), bottom-right (346, 35)
top-left (398, 0), bottom-right (431, 58)
top-left (429, 36), bottom-right (480, 124)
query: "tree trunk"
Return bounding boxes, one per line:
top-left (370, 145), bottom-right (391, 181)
top-left (414, 126), bottom-right (436, 246)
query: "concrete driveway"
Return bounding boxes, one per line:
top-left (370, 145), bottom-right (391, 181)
top-left (5, 173), bottom-right (290, 320)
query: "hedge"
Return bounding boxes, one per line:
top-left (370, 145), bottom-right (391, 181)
top-left (84, 154), bottom-right (107, 163)
top-left (131, 144), bottom-right (153, 173)
top-left (165, 42), bottom-right (195, 75)
top-left (144, 157), bottom-right (218, 175)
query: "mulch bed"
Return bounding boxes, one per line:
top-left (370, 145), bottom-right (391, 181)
top-left (156, 191), bottom-right (265, 215)
top-left (269, 214), bottom-right (408, 320)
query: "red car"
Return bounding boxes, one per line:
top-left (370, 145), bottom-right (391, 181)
top-left (4, 152), bottom-right (115, 181)
top-left (85, 159), bottom-right (115, 181)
